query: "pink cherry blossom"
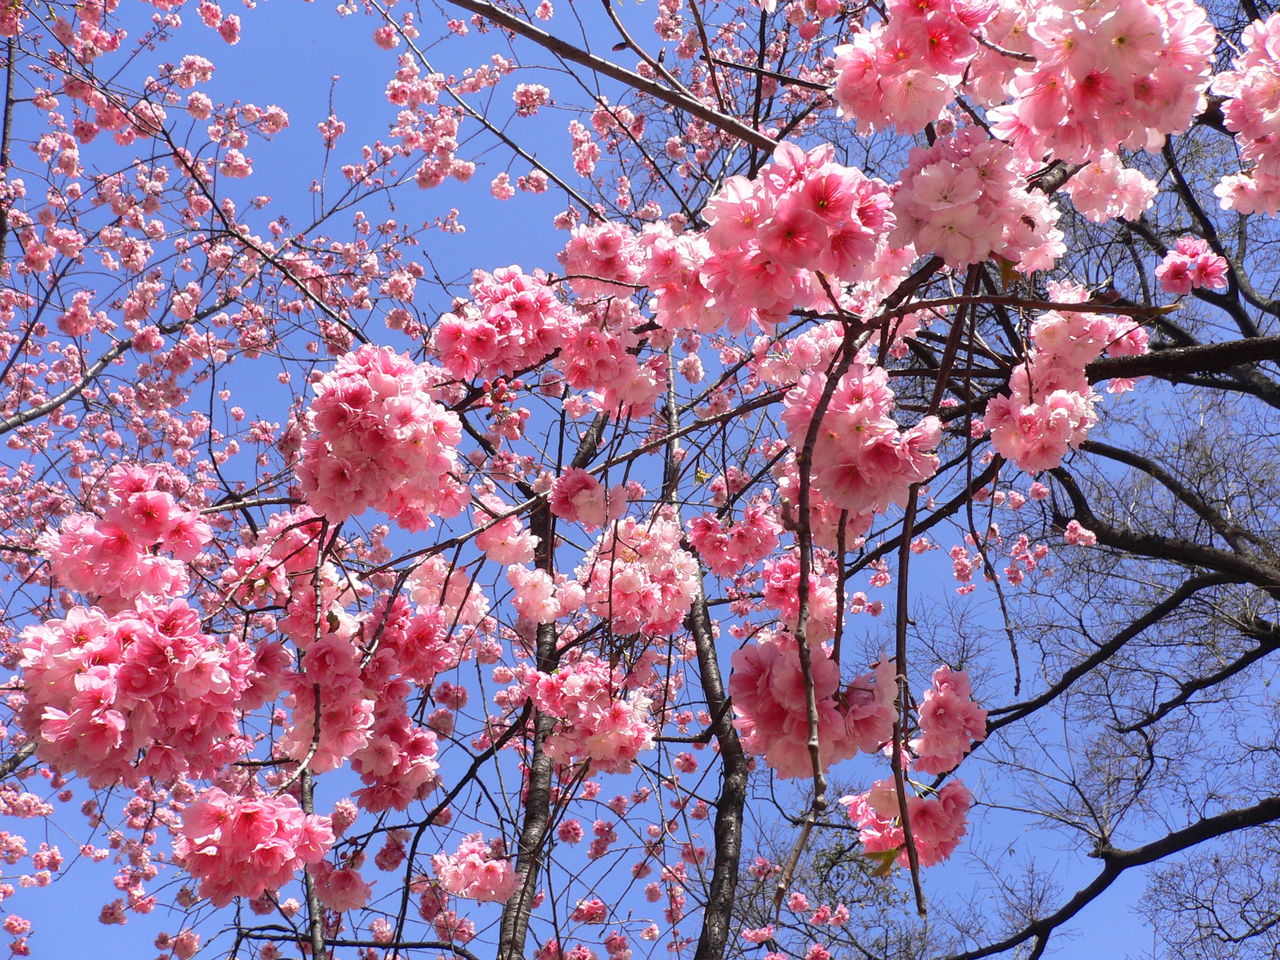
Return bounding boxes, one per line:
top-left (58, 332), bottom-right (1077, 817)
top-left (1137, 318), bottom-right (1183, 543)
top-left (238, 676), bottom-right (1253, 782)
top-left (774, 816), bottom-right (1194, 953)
top-left (843, 778), bottom-right (972, 867)
top-left (529, 653), bottom-right (656, 773)
top-left (577, 510), bottom-right (698, 635)
top-left (730, 635), bottom-right (896, 778)
top-left (1155, 236), bottom-right (1230, 294)
top-left (298, 344), bottom-right (466, 530)
top-left (432, 834), bottom-right (517, 902)
top-left (173, 789), bottom-right (333, 907)
top-left (910, 667), bottom-right (988, 775)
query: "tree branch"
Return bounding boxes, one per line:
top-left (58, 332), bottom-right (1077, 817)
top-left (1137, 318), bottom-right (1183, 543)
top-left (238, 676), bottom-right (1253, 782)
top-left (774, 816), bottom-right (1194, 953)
top-left (1086, 336), bottom-right (1280, 383)
top-left (688, 581), bottom-right (749, 960)
top-left (441, 0), bottom-right (778, 151)
top-left (945, 795), bottom-right (1280, 960)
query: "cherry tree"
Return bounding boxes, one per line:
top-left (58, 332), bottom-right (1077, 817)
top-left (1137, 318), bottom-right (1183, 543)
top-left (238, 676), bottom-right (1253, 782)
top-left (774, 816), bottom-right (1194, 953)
top-left (1, 0), bottom-right (1279, 957)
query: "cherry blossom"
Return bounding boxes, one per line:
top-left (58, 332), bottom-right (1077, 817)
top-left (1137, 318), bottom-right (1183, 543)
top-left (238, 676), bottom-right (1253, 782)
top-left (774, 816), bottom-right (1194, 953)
top-left (1, 0), bottom-right (1265, 952)
top-left (910, 667), bottom-right (988, 775)
top-left (173, 789), bottom-right (334, 908)
top-left (529, 653), bottom-right (656, 773)
top-left (729, 635), bottom-right (896, 778)
top-left (432, 834), bottom-right (518, 902)
top-left (1155, 236), bottom-right (1230, 294)
top-left (297, 344), bottom-right (467, 530)
top-left (843, 778), bottom-right (973, 868)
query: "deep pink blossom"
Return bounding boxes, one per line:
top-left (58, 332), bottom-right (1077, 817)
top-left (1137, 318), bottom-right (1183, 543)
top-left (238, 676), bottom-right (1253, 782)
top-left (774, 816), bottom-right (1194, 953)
top-left (173, 789), bottom-right (333, 907)
top-left (432, 834), bottom-right (517, 902)
top-left (298, 344), bottom-right (465, 529)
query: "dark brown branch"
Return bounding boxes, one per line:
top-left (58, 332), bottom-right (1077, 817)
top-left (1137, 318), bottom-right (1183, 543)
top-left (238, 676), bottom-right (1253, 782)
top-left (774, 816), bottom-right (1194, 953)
top-left (1114, 618), bottom-right (1280, 733)
top-left (688, 583), bottom-right (749, 960)
top-left (1051, 470), bottom-right (1280, 594)
top-left (497, 687), bottom-right (556, 960)
top-left (1086, 336), bottom-right (1280, 383)
top-left (945, 795), bottom-right (1280, 960)
top-left (1194, 94), bottom-right (1231, 137)
top-left (441, 0), bottom-right (778, 151)
top-left (1080, 439), bottom-right (1266, 554)
top-left (497, 507), bottom-right (559, 959)
top-left (987, 573), bottom-right (1233, 731)
top-left (299, 771), bottom-right (326, 960)
top-left (709, 56), bottom-right (830, 91)
top-left (0, 742), bottom-right (36, 780)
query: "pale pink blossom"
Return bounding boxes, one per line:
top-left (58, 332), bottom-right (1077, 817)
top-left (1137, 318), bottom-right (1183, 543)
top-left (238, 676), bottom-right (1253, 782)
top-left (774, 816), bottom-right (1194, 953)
top-left (910, 667), bottom-right (988, 775)
top-left (432, 834), bottom-right (517, 902)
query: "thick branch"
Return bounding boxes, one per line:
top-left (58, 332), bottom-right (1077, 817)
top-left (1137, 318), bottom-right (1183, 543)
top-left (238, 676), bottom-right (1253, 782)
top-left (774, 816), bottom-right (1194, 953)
top-left (0, 742), bottom-right (36, 780)
top-left (1086, 336), bottom-right (1280, 383)
top-left (300, 771), bottom-right (326, 960)
top-left (987, 573), bottom-right (1233, 731)
top-left (946, 795), bottom-right (1280, 960)
top-left (1051, 470), bottom-right (1280, 594)
top-left (497, 704), bottom-right (556, 960)
top-left (0, 339), bottom-right (132, 435)
top-left (1080, 439), bottom-right (1265, 554)
top-left (497, 494), bottom-right (559, 960)
top-left (1115, 618), bottom-right (1280, 733)
top-left (688, 583), bottom-right (748, 960)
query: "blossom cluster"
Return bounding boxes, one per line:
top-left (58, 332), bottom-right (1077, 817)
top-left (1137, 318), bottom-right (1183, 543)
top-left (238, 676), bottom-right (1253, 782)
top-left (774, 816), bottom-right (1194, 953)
top-left (507, 564), bottom-right (585, 626)
top-left (686, 497), bottom-right (783, 577)
top-left (297, 344), bottom-right (467, 530)
top-left (474, 490), bottom-right (538, 566)
top-left (42, 464), bottom-right (211, 613)
top-left (346, 614), bottom-right (448, 813)
top-left (577, 510), bottom-right (698, 635)
top-left (222, 512), bottom-right (464, 802)
top-left (636, 224), bottom-right (718, 333)
top-left (909, 667), bottom-right (988, 775)
top-left (548, 468), bottom-right (626, 530)
top-left (219, 507), bottom-right (346, 645)
top-left (781, 362), bottom-right (940, 518)
top-left (729, 637), bottom-right (896, 778)
top-left (18, 600), bottom-right (255, 787)
top-left (985, 281), bottom-right (1149, 471)
top-left (312, 861), bottom-right (374, 912)
top-left (1213, 13), bottom-right (1280, 213)
top-left (890, 127), bottom-right (1064, 270)
top-left (759, 552), bottom-right (844, 643)
top-left (432, 834), bottom-right (517, 902)
top-left (1155, 236), bottom-right (1230, 294)
top-left (559, 221), bottom-right (641, 299)
top-left (541, 297), bottom-right (670, 418)
top-left (833, 0), bottom-right (1007, 133)
top-left (280, 593), bottom-right (462, 802)
top-left (267, 622), bottom-right (378, 778)
top-left (555, 141), bottom-right (898, 340)
top-left (700, 142), bottom-right (894, 329)
top-left (989, 0), bottom-right (1215, 163)
top-left (173, 788), bottom-right (334, 907)
top-left (1062, 152), bottom-right (1158, 223)
top-left (843, 778), bottom-right (972, 868)
top-left (433, 266), bottom-right (571, 381)
top-left (528, 654), bottom-right (656, 774)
